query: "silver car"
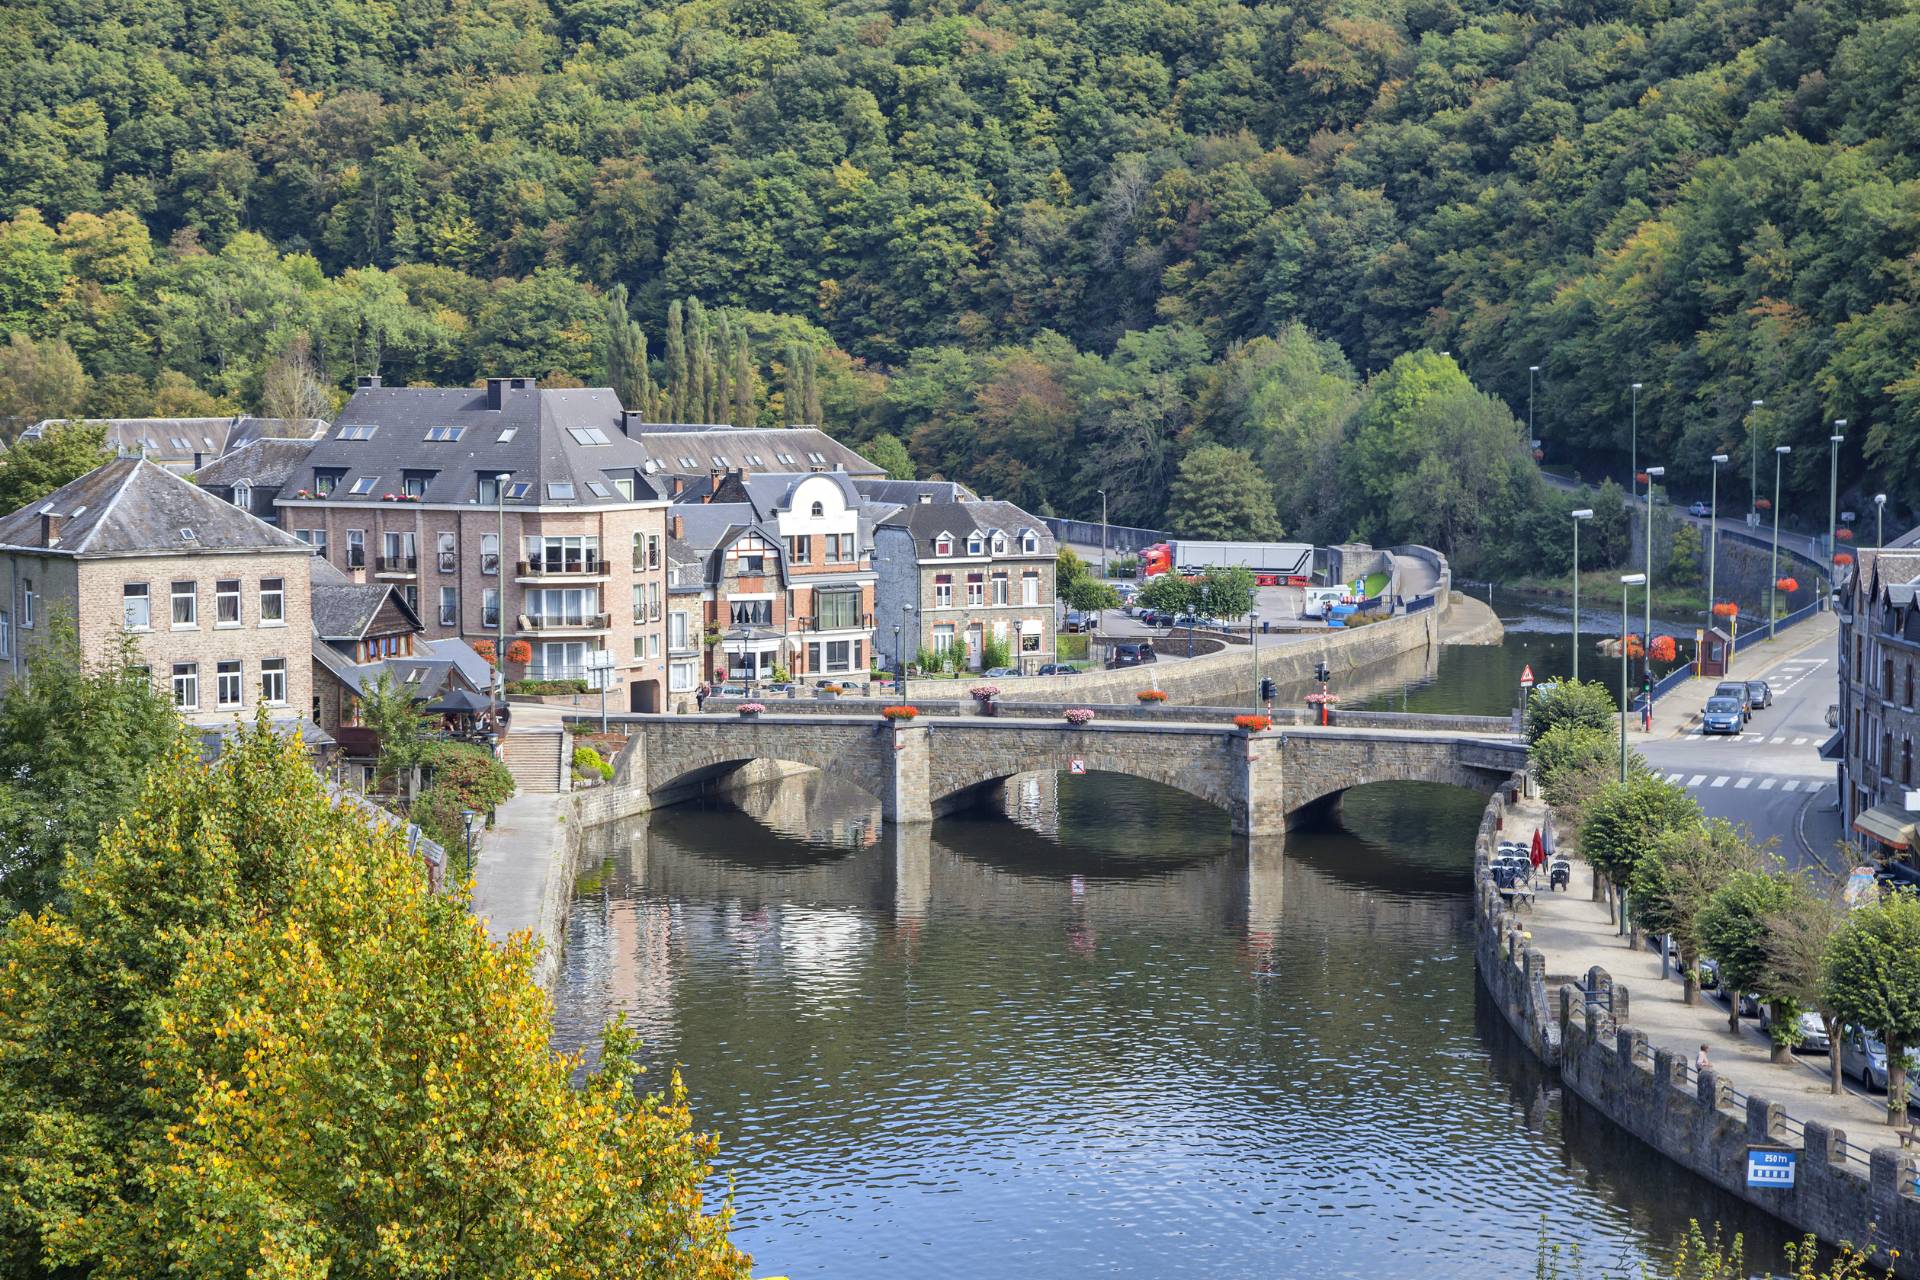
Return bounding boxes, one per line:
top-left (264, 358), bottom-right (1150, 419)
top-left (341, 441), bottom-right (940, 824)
top-left (1759, 1005), bottom-right (1831, 1053)
top-left (1841, 1025), bottom-right (1918, 1099)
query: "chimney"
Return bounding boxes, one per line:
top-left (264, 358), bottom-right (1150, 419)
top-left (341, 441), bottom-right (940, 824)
top-left (620, 409), bottom-right (644, 436)
top-left (670, 514), bottom-right (684, 540)
top-left (670, 476), bottom-right (685, 498)
top-left (486, 377), bottom-right (509, 410)
top-left (39, 511), bottom-right (63, 547)
top-left (355, 374), bottom-right (382, 389)
top-left (708, 468), bottom-right (726, 495)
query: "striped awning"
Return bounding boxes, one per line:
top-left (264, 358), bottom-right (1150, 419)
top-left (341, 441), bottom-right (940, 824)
top-left (1854, 804), bottom-right (1918, 850)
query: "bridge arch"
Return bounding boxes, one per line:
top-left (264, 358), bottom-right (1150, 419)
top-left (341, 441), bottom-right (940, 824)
top-left (634, 718), bottom-right (895, 812)
top-left (1278, 734), bottom-right (1514, 826)
top-left (925, 726), bottom-right (1240, 821)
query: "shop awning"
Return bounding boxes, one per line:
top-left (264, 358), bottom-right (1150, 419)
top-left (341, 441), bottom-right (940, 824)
top-left (1819, 729), bottom-right (1846, 762)
top-left (1854, 804), bottom-right (1918, 850)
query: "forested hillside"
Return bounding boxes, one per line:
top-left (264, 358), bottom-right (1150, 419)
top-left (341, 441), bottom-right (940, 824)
top-left (3, 0), bottom-right (1918, 545)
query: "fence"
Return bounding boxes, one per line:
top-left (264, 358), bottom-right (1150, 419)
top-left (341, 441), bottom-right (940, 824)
top-left (1042, 517), bottom-right (1169, 554)
top-left (1404, 592), bottom-right (1438, 614)
top-left (1636, 594), bottom-right (1824, 711)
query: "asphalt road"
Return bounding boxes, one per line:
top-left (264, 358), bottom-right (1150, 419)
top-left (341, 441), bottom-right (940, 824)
top-left (1637, 639), bottom-right (1846, 876)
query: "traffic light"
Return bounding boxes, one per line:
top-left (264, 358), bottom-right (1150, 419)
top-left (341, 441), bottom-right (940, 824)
top-left (1260, 677), bottom-right (1277, 702)
top-left (1314, 661), bottom-right (1331, 684)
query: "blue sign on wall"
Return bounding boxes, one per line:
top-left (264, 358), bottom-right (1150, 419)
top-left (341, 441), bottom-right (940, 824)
top-left (1747, 1147), bottom-right (1797, 1189)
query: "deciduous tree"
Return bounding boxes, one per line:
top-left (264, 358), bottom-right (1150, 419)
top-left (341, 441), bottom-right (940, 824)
top-left (1824, 891), bottom-right (1920, 1124)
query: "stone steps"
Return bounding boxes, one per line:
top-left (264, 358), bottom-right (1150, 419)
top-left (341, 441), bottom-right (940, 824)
top-left (502, 728), bottom-right (566, 794)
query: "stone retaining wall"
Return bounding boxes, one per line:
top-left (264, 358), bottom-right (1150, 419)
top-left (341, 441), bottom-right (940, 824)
top-left (658, 697), bottom-right (1511, 735)
top-left (1473, 786), bottom-right (1920, 1273)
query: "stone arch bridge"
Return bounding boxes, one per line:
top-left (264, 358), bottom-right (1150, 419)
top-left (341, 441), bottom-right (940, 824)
top-left (605, 713), bottom-right (1527, 835)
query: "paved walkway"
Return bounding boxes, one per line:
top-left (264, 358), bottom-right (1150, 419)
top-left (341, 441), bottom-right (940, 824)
top-left (469, 791), bottom-right (565, 949)
top-left (1508, 794), bottom-right (1903, 1146)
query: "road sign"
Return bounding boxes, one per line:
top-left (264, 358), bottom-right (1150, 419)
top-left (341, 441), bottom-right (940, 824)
top-left (1746, 1147), bottom-right (1796, 1189)
top-left (1069, 758), bottom-right (1085, 775)
top-left (1519, 665), bottom-right (1535, 688)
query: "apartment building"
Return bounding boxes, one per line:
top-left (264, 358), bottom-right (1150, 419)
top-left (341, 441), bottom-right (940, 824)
top-left (192, 437), bottom-right (321, 526)
top-left (872, 496), bottom-right (1057, 673)
top-left (1836, 540), bottom-right (1920, 863)
top-left (0, 456), bottom-right (314, 728)
top-left (276, 376), bottom-right (673, 712)
top-left (671, 471), bottom-right (880, 685)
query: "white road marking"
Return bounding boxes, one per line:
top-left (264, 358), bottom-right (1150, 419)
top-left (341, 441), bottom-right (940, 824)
top-left (1759, 778), bottom-right (1778, 789)
top-left (1666, 772), bottom-right (1684, 783)
top-left (1793, 737), bottom-right (1809, 745)
top-left (1735, 777), bottom-right (1753, 789)
top-left (1688, 774), bottom-right (1708, 787)
top-left (1711, 775), bottom-right (1730, 788)
top-left (1783, 779), bottom-right (1802, 792)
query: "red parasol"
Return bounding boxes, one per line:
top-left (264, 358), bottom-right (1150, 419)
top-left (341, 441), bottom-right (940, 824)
top-left (1531, 828), bottom-right (1545, 868)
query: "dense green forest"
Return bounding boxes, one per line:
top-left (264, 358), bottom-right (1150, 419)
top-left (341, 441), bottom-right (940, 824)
top-left (3, 0), bottom-right (1917, 553)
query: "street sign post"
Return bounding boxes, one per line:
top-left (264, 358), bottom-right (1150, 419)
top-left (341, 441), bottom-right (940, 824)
top-left (1746, 1147), bottom-right (1796, 1189)
top-left (1519, 664), bottom-right (1535, 688)
top-left (1069, 758), bottom-right (1086, 775)
top-left (585, 650), bottom-right (616, 732)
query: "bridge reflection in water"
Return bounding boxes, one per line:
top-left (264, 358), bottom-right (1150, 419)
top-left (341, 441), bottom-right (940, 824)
top-left (553, 768), bottom-right (1799, 1280)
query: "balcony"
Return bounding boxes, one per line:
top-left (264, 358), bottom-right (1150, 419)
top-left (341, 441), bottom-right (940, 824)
top-left (516, 612), bottom-right (611, 635)
top-left (437, 552), bottom-right (457, 574)
top-left (376, 554), bottom-right (418, 578)
top-left (799, 612), bottom-right (875, 633)
top-left (515, 556), bottom-right (608, 582)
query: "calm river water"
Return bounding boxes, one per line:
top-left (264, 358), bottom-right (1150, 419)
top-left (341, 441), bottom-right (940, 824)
top-left (553, 642), bottom-right (1800, 1280)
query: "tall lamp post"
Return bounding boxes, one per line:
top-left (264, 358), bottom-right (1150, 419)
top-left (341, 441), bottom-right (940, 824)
top-left (898, 602), bottom-right (916, 688)
top-left (1248, 611), bottom-right (1261, 712)
top-left (1708, 453), bottom-right (1728, 637)
top-left (1748, 399), bottom-right (1764, 519)
top-left (1828, 423), bottom-right (1847, 566)
top-left (495, 472), bottom-right (510, 701)
top-left (1529, 365), bottom-right (1540, 447)
top-left (1571, 508), bottom-right (1593, 681)
top-left (461, 808), bottom-right (481, 881)
top-left (1643, 465), bottom-right (1665, 706)
top-left (1630, 382), bottom-right (1643, 492)
top-left (1097, 488), bottom-right (1109, 578)
top-left (1620, 573), bottom-right (1647, 782)
top-left (1877, 493), bottom-right (1889, 548)
top-left (1770, 444), bottom-right (1791, 636)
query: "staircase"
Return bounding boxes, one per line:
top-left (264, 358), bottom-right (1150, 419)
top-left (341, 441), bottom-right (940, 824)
top-left (502, 727), bottom-right (567, 794)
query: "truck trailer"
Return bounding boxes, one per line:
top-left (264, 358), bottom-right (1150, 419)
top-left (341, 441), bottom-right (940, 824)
top-left (1140, 540), bottom-right (1315, 585)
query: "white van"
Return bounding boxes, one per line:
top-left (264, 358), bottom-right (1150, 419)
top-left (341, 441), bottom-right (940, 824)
top-left (1301, 586), bottom-right (1349, 619)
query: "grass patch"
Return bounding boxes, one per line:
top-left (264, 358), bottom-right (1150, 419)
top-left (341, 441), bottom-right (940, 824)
top-left (1057, 634), bottom-right (1089, 661)
top-left (1507, 570), bottom-right (1708, 618)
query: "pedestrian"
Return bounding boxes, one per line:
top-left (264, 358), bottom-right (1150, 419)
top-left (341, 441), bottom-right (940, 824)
top-left (1643, 700), bottom-right (1653, 733)
top-left (1696, 1044), bottom-right (1712, 1076)
top-left (696, 682), bottom-right (710, 712)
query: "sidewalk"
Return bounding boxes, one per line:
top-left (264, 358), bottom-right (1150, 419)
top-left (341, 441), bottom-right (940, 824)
top-left (1509, 794), bottom-right (1901, 1144)
top-left (1645, 611), bottom-right (1837, 738)
top-left (469, 791), bottom-right (565, 949)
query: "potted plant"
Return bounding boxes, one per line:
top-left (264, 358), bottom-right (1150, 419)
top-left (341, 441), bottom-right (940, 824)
top-left (969, 684), bottom-right (1002, 717)
top-left (737, 701), bottom-right (767, 719)
top-left (1063, 708), bottom-right (1095, 726)
top-left (819, 683), bottom-right (844, 700)
top-left (1136, 690), bottom-right (1168, 703)
top-left (880, 705), bottom-right (918, 721)
top-left (1234, 713), bottom-right (1272, 732)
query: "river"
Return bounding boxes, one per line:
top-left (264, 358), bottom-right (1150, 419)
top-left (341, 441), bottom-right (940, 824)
top-left (551, 596), bottom-right (1800, 1277)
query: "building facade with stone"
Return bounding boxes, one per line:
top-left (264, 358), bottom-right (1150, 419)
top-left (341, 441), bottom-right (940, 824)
top-left (1836, 540), bottom-right (1920, 864)
top-left (0, 457), bottom-right (315, 729)
top-left (275, 376), bottom-right (673, 712)
top-left (872, 497), bottom-right (1057, 674)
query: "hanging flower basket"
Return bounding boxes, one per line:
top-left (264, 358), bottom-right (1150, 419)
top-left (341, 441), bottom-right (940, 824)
top-left (1635, 472), bottom-right (1651, 485)
top-left (1234, 714), bottom-right (1272, 731)
top-left (1136, 690), bottom-right (1168, 703)
top-left (1755, 498), bottom-right (1772, 511)
top-left (1834, 551), bottom-right (1855, 567)
top-left (1775, 576), bottom-right (1800, 594)
top-left (506, 640), bottom-right (533, 666)
top-left (1836, 527), bottom-right (1854, 542)
top-left (880, 705), bottom-right (918, 721)
top-left (1711, 601), bottom-right (1740, 618)
top-left (737, 702), bottom-right (767, 718)
top-left (1063, 708), bottom-right (1095, 726)
top-left (1649, 635), bottom-right (1678, 663)
top-left (969, 685), bottom-right (1001, 701)
top-left (1304, 692), bottom-right (1340, 705)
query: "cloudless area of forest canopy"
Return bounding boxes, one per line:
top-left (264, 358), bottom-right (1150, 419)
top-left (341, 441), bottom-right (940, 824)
top-left (3, 0), bottom-right (1918, 562)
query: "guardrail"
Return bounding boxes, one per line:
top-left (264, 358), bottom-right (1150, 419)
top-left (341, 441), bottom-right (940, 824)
top-left (1639, 595), bottom-right (1824, 711)
top-left (1405, 592), bottom-right (1438, 614)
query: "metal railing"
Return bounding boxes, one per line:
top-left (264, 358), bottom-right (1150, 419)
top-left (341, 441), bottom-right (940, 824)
top-left (438, 552), bottom-right (457, 573)
top-left (1625, 1037), bottom-right (1876, 1171)
top-left (799, 612), bottom-right (874, 633)
top-left (376, 554), bottom-right (417, 574)
top-left (517, 612), bottom-right (611, 632)
top-left (516, 556), bottom-right (606, 577)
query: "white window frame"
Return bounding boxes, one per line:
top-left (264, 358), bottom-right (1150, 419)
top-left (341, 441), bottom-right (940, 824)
top-left (172, 662), bottom-right (198, 710)
top-left (259, 577), bottom-right (285, 625)
top-left (260, 658), bottom-right (287, 706)
top-left (215, 579), bottom-right (242, 627)
top-left (439, 586), bottom-right (458, 627)
top-left (216, 660), bottom-right (243, 708)
top-left (123, 582), bottom-right (151, 630)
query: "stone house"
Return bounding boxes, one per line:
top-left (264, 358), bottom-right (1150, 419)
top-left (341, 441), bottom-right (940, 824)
top-left (669, 471), bottom-right (881, 685)
top-left (192, 437), bottom-right (322, 527)
top-left (20, 415), bottom-right (325, 474)
top-left (871, 496), bottom-right (1057, 673)
top-left (0, 456), bottom-right (315, 730)
top-left (274, 376), bottom-right (673, 712)
top-left (1836, 541), bottom-right (1920, 864)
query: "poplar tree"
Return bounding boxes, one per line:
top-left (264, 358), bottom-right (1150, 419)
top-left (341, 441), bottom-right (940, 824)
top-left (664, 300), bottom-right (687, 420)
top-left (602, 285), bottom-right (649, 413)
top-left (733, 339), bottom-right (755, 426)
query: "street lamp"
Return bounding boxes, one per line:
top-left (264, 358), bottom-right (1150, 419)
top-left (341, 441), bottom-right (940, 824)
top-left (1529, 365), bottom-right (1540, 446)
top-left (461, 807), bottom-right (481, 880)
top-left (1620, 573), bottom-right (1647, 783)
top-left (1097, 488), bottom-right (1108, 577)
top-left (1248, 610), bottom-right (1261, 712)
top-left (898, 601), bottom-right (916, 689)
top-left (1643, 465), bottom-right (1664, 706)
top-left (892, 623), bottom-right (902, 694)
top-left (1829, 423), bottom-right (1847, 566)
top-left (1708, 454), bottom-right (1729, 636)
top-left (1630, 382), bottom-right (1643, 491)
top-left (1877, 493), bottom-right (1889, 548)
top-left (495, 472), bottom-right (510, 700)
top-left (1748, 399), bottom-right (1765, 519)
top-left (1571, 509), bottom-right (1593, 681)
top-left (1770, 444), bottom-right (1791, 636)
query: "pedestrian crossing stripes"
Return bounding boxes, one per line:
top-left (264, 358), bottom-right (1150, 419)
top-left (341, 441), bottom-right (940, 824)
top-left (1663, 771), bottom-right (1820, 794)
top-left (1682, 733), bottom-right (1813, 744)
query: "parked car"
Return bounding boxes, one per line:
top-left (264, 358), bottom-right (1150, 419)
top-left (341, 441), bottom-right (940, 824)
top-left (1688, 501), bottom-right (1711, 518)
top-left (1842, 1026), bottom-right (1920, 1099)
top-left (1759, 1005), bottom-right (1832, 1053)
top-left (1106, 642), bottom-right (1157, 669)
top-left (1695, 957), bottom-right (1720, 990)
top-left (1701, 696), bottom-right (1745, 735)
top-left (982, 666), bottom-right (1018, 678)
top-left (1713, 681), bottom-right (1754, 721)
top-left (1035, 663), bottom-right (1079, 676)
top-left (1745, 679), bottom-right (1773, 709)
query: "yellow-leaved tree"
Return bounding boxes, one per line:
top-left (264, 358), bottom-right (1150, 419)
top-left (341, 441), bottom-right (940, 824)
top-left (0, 717), bottom-right (748, 1279)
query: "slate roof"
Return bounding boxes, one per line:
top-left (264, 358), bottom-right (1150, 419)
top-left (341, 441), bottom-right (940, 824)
top-left (224, 416), bottom-right (327, 453)
top-left (626, 427), bottom-right (883, 478)
top-left (854, 478), bottom-right (976, 505)
top-left (311, 580), bottom-right (422, 641)
top-left (421, 636), bottom-right (494, 693)
top-left (666, 535), bottom-right (703, 591)
top-left (191, 437), bottom-right (321, 489)
top-left (0, 457), bottom-right (310, 557)
top-left (23, 416), bottom-right (324, 466)
top-left (876, 498), bottom-right (1055, 559)
top-left (286, 382), bottom-right (665, 508)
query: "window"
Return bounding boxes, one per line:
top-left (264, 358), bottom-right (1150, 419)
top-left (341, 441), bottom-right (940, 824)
top-left (932, 624), bottom-right (955, 653)
top-left (337, 424), bottom-right (377, 440)
top-left (966, 573), bottom-right (984, 606)
top-left (1908, 663), bottom-right (1915, 709)
top-left (1907, 739), bottom-right (1914, 787)
top-left (826, 533), bottom-right (856, 564)
top-left (346, 530), bottom-right (366, 568)
top-left (496, 427), bottom-right (517, 444)
top-left (123, 582), bottom-right (151, 630)
top-left (546, 482), bottom-right (576, 501)
top-left (729, 534), bottom-right (773, 575)
top-left (348, 476), bottom-right (378, 495)
top-left (172, 581), bottom-right (197, 627)
top-left (807, 451), bottom-right (826, 465)
top-left (425, 425), bottom-right (465, 442)
top-left (478, 474), bottom-right (505, 504)
top-left (992, 533), bottom-right (1007, 556)
top-left (402, 585), bottom-right (418, 613)
top-left (934, 573), bottom-right (953, 608)
top-left (526, 587), bottom-right (599, 627)
top-left (21, 579), bottom-right (33, 629)
top-left (729, 599), bottom-right (774, 626)
top-left (217, 660), bottom-right (243, 708)
top-left (216, 579), bottom-right (241, 626)
top-left (172, 663), bottom-right (198, 710)
top-left (481, 533), bottom-right (499, 575)
top-left (648, 633), bottom-right (660, 658)
top-left (670, 659), bottom-right (696, 692)
top-left (1022, 531), bottom-right (1039, 554)
top-left (401, 470), bottom-right (435, 498)
top-left (1022, 623), bottom-right (1042, 653)
top-left (991, 571), bottom-right (1009, 605)
top-left (256, 578), bottom-right (283, 624)
top-left (669, 610), bottom-right (689, 651)
top-left (438, 531), bottom-right (457, 573)
top-left (632, 583), bottom-right (646, 623)
top-left (586, 481), bottom-right (611, 499)
top-left (1022, 570), bottom-right (1040, 606)
top-left (260, 658), bottom-right (287, 706)
top-left (935, 534), bottom-right (953, 557)
top-left (381, 532), bottom-right (417, 572)
top-left (810, 500), bottom-right (825, 517)
top-left (504, 481), bottom-right (532, 501)
top-left (788, 535), bottom-right (813, 564)
top-left (301, 529), bottom-right (328, 560)
top-left (314, 468), bottom-right (345, 497)
top-left (614, 477), bottom-right (634, 501)
top-left (566, 426), bottom-right (611, 446)
top-left (232, 482), bottom-right (252, 511)
top-left (967, 534), bottom-right (984, 556)
top-left (439, 586), bottom-right (457, 627)
top-left (1886, 659), bottom-right (1896, 700)
top-left (630, 532), bottom-right (660, 570)
top-left (0, 610), bottom-right (10, 658)
top-left (634, 635), bottom-right (646, 661)
top-left (816, 591), bottom-right (860, 631)
top-left (525, 536), bottom-right (599, 574)
top-left (482, 588), bottom-right (500, 628)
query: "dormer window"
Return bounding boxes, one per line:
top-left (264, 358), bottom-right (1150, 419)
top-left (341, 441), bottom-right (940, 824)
top-left (1021, 531), bottom-right (1038, 554)
top-left (966, 534), bottom-right (984, 556)
top-left (991, 533), bottom-right (1007, 556)
top-left (231, 483), bottom-right (252, 510)
top-left (935, 534), bottom-right (954, 557)
top-left (810, 501), bottom-right (825, 517)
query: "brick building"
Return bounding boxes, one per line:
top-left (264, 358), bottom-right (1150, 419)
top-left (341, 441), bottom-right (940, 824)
top-left (0, 457), bottom-right (315, 729)
top-left (1836, 539), bottom-right (1920, 861)
top-left (871, 495), bottom-right (1057, 674)
top-left (670, 471), bottom-right (881, 686)
top-left (275, 377), bottom-right (673, 712)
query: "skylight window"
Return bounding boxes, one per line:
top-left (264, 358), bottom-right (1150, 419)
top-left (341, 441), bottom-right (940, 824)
top-left (348, 476), bottom-right (378, 495)
top-left (547, 482), bottom-right (576, 501)
top-left (425, 425), bottom-right (466, 442)
top-left (807, 451), bottom-right (827, 465)
top-left (679, 456), bottom-right (698, 469)
top-left (497, 427), bottom-right (518, 443)
top-left (338, 424), bottom-right (377, 441)
top-left (170, 436), bottom-right (190, 450)
top-left (504, 481), bottom-right (532, 501)
top-left (567, 427), bottom-right (611, 446)
top-left (776, 453), bottom-right (795, 465)
top-left (179, 528), bottom-right (196, 541)
top-left (711, 455), bottom-right (726, 468)
top-left (586, 481), bottom-right (611, 498)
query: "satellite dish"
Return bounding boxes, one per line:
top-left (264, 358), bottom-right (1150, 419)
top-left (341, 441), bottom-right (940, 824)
top-left (643, 459), bottom-right (659, 475)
